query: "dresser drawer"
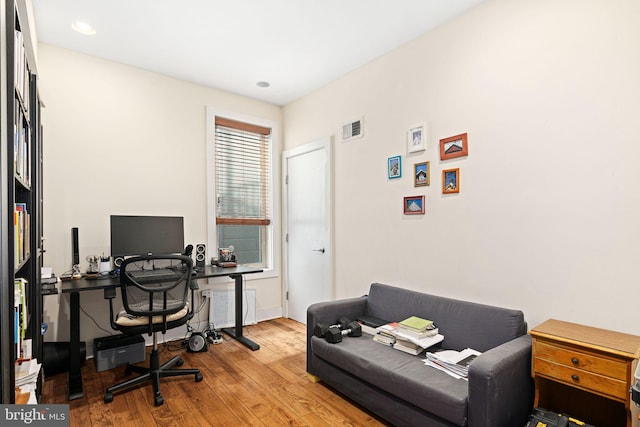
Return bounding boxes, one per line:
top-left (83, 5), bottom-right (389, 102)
top-left (534, 357), bottom-right (628, 400)
top-left (534, 341), bottom-right (627, 380)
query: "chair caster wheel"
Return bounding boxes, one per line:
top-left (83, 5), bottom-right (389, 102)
top-left (104, 392), bottom-right (113, 403)
top-left (154, 395), bottom-right (164, 406)
top-left (176, 358), bottom-right (184, 367)
top-left (195, 373), bottom-right (203, 382)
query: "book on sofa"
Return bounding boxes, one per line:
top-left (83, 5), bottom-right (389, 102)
top-left (356, 315), bottom-right (390, 335)
top-left (399, 315), bottom-right (434, 331)
top-left (373, 320), bottom-right (444, 353)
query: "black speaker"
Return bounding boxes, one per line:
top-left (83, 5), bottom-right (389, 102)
top-left (72, 227), bottom-right (79, 266)
top-left (195, 244), bottom-right (206, 269)
top-left (43, 341), bottom-right (86, 376)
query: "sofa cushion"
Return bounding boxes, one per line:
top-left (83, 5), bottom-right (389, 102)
top-left (311, 335), bottom-right (469, 426)
top-left (365, 283), bottom-right (525, 352)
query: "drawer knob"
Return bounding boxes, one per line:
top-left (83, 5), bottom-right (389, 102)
top-left (571, 374), bottom-right (579, 382)
top-left (571, 357), bottom-right (579, 365)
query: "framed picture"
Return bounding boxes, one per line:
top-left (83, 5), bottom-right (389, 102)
top-left (439, 133), bottom-right (468, 160)
top-left (388, 155), bottom-right (402, 179)
top-left (404, 195), bottom-right (425, 215)
top-left (414, 161), bottom-right (430, 187)
top-left (442, 168), bottom-right (460, 194)
top-left (407, 124), bottom-right (426, 153)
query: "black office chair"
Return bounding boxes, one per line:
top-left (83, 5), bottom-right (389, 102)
top-left (103, 254), bottom-right (203, 406)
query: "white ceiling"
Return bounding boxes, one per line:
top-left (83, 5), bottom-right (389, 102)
top-left (32, 0), bottom-right (486, 106)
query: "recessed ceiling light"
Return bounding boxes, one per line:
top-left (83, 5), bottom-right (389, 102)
top-left (256, 81), bottom-right (270, 88)
top-left (71, 21), bottom-right (96, 35)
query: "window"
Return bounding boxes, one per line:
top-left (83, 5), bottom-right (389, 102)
top-left (211, 116), bottom-right (272, 267)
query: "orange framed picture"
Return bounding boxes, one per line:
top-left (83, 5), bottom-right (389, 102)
top-left (439, 133), bottom-right (468, 160)
top-left (442, 168), bottom-right (460, 194)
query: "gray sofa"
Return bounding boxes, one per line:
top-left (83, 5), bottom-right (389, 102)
top-left (307, 283), bottom-right (533, 427)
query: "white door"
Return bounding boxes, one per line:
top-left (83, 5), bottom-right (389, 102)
top-left (283, 137), bottom-right (332, 324)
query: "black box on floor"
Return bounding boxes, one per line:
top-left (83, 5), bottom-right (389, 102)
top-left (525, 408), bottom-right (595, 427)
top-left (93, 334), bottom-right (145, 372)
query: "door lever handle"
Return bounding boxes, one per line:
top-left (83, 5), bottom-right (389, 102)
top-left (312, 248), bottom-right (325, 253)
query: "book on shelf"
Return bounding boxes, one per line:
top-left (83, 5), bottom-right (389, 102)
top-left (14, 203), bottom-right (31, 268)
top-left (14, 29), bottom-right (31, 114)
top-left (14, 278), bottom-right (29, 359)
top-left (424, 348), bottom-right (482, 379)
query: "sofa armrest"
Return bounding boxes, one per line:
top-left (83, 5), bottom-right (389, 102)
top-left (306, 296), bottom-right (368, 373)
top-left (468, 334), bottom-right (533, 427)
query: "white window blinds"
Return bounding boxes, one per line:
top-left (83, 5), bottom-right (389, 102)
top-left (215, 117), bottom-right (271, 226)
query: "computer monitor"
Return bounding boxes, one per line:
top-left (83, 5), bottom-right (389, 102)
top-left (110, 215), bottom-right (184, 257)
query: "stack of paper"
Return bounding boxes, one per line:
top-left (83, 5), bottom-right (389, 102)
top-left (373, 319), bottom-right (444, 354)
top-left (424, 348), bottom-right (481, 380)
top-left (16, 359), bottom-right (42, 403)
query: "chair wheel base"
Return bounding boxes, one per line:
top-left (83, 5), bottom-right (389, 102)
top-left (176, 358), bottom-right (184, 367)
top-left (195, 373), bottom-right (203, 382)
top-left (104, 392), bottom-right (113, 403)
top-left (154, 395), bottom-right (164, 406)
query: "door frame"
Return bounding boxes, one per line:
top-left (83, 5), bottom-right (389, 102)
top-left (282, 136), bottom-right (334, 319)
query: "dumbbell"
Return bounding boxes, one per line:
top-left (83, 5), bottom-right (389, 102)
top-left (325, 321), bottom-right (362, 344)
top-left (314, 322), bottom-right (339, 338)
top-left (314, 316), bottom-right (353, 338)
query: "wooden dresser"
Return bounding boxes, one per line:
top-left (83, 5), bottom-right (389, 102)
top-left (530, 319), bottom-right (640, 427)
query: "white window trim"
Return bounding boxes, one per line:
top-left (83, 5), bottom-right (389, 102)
top-left (205, 106), bottom-right (280, 281)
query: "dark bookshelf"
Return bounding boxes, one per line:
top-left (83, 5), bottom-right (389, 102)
top-left (1, 0), bottom-right (43, 404)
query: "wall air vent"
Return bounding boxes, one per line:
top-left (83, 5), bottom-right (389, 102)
top-left (342, 117), bottom-right (364, 142)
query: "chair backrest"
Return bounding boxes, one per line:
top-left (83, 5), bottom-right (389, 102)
top-left (119, 254), bottom-right (193, 335)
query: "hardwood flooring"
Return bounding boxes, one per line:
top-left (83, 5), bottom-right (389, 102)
top-left (42, 318), bottom-right (390, 426)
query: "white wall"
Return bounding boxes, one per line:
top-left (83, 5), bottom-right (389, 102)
top-left (283, 0), bottom-right (640, 335)
top-left (38, 44), bottom-right (283, 345)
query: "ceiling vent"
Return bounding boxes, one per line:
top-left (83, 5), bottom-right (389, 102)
top-left (342, 117), bottom-right (363, 141)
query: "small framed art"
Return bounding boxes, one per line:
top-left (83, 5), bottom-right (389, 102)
top-left (404, 195), bottom-right (425, 215)
top-left (414, 161), bottom-right (430, 187)
top-left (388, 155), bottom-right (402, 179)
top-left (407, 124), bottom-right (426, 153)
top-left (442, 168), bottom-right (460, 194)
top-left (439, 133), bottom-right (468, 160)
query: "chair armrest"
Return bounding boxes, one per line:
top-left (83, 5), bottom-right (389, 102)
top-left (306, 296), bottom-right (368, 373)
top-left (467, 334), bottom-right (533, 427)
top-left (104, 287), bottom-right (116, 299)
top-left (103, 287), bottom-right (118, 331)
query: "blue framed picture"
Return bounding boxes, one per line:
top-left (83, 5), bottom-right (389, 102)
top-left (388, 155), bottom-right (402, 179)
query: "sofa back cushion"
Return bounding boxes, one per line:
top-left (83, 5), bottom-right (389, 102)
top-left (366, 283), bottom-right (525, 352)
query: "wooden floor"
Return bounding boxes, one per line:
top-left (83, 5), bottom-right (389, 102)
top-left (42, 318), bottom-right (390, 427)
